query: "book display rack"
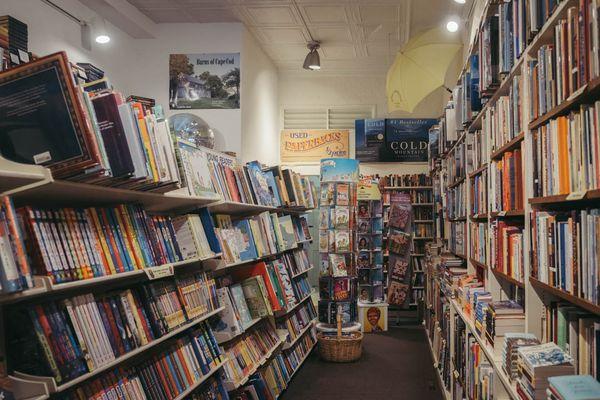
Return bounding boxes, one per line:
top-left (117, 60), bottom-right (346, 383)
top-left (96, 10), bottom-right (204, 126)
top-left (426, 0), bottom-right (600, 399)
top-left (317, 158), bottom-right (361, 333)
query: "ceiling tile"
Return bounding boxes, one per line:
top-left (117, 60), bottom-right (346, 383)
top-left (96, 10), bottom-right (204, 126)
top-left (187, 8), bottom-right (240, 22)
top-left (245, 6), bottom-right (298, 25)
top-left (310, 26), bottom-right (352, 43)
top-left (320, 45), bottom-right (355, 59)
top-left (263, 44), bottom-right (308, 61)
top-left (258, 27), bottom-right (307, 44)
top-left (301, 5), bottom-right (347, 24)
top-left (359, 5), bottom-right (400, 23)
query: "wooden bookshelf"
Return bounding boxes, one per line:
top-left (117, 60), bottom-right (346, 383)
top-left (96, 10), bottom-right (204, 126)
top-left (216, 317), bottom-right (264, 345)
top-left (0, 253), bottom-right (222, 305)
top-left (285, 341), bottom-right (316, 383)
top-left (274, 290), bottom-right (314, 318)
top-left (528, 189), bottom-right (600, 207)
top-left (208, 200), bottom-right (278, 216)
top-left (490, 269), bottom-right (525, 288)
top-left (469, 259), bottom-right (488, 270)
top-left (529, 277), bottom-right (600, 316)
top-left (468, 164), bottom-right (488, 178)
top-left (490, 132), bottom-right (524, 161)
top-left (172, 358), bottom-right (229, 400)
top-left (14, 306), bottom-right (225, 393)
top-left (291, 265), bottom-right (314, 279)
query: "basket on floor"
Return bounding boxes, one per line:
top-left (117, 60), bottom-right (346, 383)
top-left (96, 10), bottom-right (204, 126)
top-left (317, 331), bottom-right (363, 362)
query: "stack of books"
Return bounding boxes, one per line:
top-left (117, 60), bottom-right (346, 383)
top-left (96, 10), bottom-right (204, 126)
top-left (76, 62), bottom-right (105, 82)
top-left (484, 300), bottom-right (525, 346)
top-left (547, 375), bottom-right (600, 400)
top-left (502, 333), bottom-right (540, 380)
top-left (517, 342), bottom-right (575, 400)
top-left (0, 15), bottom-right (28, 70)
top-left (172, 211), bottom-right (220, 261)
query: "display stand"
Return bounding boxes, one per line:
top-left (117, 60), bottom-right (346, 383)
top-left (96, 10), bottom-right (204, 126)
top-left (316, 158), bottom-right (362, 340)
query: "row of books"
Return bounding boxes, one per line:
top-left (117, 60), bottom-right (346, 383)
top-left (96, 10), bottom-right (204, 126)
top-left (545, 302), bottom-right (600, 377)
top-left (318, 300), bottom-right (357, 325)
top-left (378, 174), bottom-right (432, 187)
top-left (531, 104), bottom-right (600, 198)
top-left (61, 323), bottom-right (226, 400)
top-left (276, 300), bottom-right (316, 345)
top-left (446, 138), bottom-right (469, 184)
top-left (446, 181), bottom-right (467, 219)
top-left (491, 221), bottom-right (524, 283)
top-left (455, 55), bottom-right (482, 126)
top-left (8, 273), bottom-right (219, 384)
top-left (490, 149), bottom-right (524, 212)
top-left (213, 212), bottom-right (309, 264)
top-left (221, 321), bottom-right (281, 386)
top-left (385, 190), bottom-right (433, 204)
top-left (319, 206), bottom-right (355, 231)
top-left (414, 223), bottom-right (434, 238)
top-left (281, 329), bottom-right (316, 377)
top-left (448, 222), bottom-right (466, 257)
top-left (531, 208), bottom-right (600, 304)
top-left (470, 170), bottom-right (489, 216)
top-left (0, 15), bottom-right (29, 71)
top-left (472, 129), bottom-right (489, 170)
top-left (482, 76), bottom-right (523, 152)
top-left (250, 353), bottom-right (290, 399)
top-left (529, 2), bottom-right (600, 120)
top-left (470, 222), bottom-right (488, 266)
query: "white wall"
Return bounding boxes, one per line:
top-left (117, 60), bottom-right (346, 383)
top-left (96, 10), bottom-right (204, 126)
top-left (240, 28), bottom-right (279, 165)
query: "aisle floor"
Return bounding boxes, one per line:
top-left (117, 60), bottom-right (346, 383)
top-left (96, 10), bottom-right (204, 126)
top-left (280, 324), bottom-right (444, 400)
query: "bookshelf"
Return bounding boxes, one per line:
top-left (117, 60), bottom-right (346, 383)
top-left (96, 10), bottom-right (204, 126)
top-left (426, 0), bottom-right (600, 398)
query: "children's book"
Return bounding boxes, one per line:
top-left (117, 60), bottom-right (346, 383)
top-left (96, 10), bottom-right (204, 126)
top-left (229, 283), bottom-right (253, 326)
top-left (333, 278), bottom-right (350, 301)
top-left (319, 254), bottom-right (331, 276)
top-left (334, 206), bottom-right (349, 229)
top-left (357, 201), bottom-right (370, 218)
top-left (319, 278), bottom-right (332, 300)
top-left (335, 230), bottom-right (350, 252)
top-left (329, 253), bottom-right (347, 277)
top-left (358, 269), bottom-right (370, 284)
top-left (359, 286), bottom-right (372, 302)
top-left (319, 208), bottom-right (330, 229)
top-left (357, 235), bottom-right (371, 251)
top-left (357, 252), bottom-right (371, 268)
top-left (336, 183), bottom-right (349, 205)
top-left (388, 203), bottom-right (412, 230)
top-left (277, 215), bottom-right (297, 250)
top-left (388, 229), bottom-right (411, 255)
top-left (329, 230), bottom-right (337, 252)
top-left (358, 218), bottom-right (371, 234)
top-left (319, 230), bottom-right (329, 252)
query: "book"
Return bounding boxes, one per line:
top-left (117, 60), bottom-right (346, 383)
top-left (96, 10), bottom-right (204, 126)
top-left (548, 375), bottom-right (600, 400)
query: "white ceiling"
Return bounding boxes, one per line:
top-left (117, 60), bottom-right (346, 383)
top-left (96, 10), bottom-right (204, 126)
top-left (125, 0), bottom-right (468, 74)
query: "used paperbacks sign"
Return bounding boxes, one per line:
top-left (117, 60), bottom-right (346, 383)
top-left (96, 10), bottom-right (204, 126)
top-left (280, 129), bottom-right (349, 162)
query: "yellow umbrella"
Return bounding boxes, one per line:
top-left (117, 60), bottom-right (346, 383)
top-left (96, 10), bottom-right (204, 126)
top-left (386, 28), bottom-right (462, 113)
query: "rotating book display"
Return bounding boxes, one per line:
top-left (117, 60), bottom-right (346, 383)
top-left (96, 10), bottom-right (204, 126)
top-left (317, 158), bottom-right (360, 333)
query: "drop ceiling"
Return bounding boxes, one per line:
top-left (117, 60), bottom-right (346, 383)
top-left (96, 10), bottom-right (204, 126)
top-left (125, 0), bottom-right (468, 74)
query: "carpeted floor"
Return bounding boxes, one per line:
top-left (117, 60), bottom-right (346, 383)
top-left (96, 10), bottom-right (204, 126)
top-left (280, 324), bottom-right (444, 400)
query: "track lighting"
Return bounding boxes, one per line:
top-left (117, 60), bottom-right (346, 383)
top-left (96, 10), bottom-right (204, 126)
top-left (446, 20), bottom-right (459, 32)
top-left (303, 41), bottom-right (321, 70)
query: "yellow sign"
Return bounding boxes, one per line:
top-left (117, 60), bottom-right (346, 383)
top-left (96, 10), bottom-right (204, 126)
top-left (357, 179), bottom-right (381, 200)
top-left (280, 129), bottom-right (349, 162)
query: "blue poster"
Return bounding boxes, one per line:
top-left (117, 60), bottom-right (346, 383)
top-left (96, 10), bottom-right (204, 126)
top-left (383, 119), bottom-right (436, 162)
top-left (355, 119), bottom-right (385, 162)
top-left (320, 158), bottom-right (359, 183)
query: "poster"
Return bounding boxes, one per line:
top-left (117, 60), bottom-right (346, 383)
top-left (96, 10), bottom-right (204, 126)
top-left (319, 158), bottom-right (359, 183)
top-left (355, 119), bottom-right (385, 162)
top-left (281, 129), bottom-right (349, 163)
top-left (383, 118), bottom-right (436, 162)
top-left (169, 53), bottom-right (240, 109)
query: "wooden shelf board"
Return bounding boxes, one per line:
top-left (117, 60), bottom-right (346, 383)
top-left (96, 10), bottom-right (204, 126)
top-left (291, 265), bottom-right (314, 279)
top-left (274, 291), bottom-right (314, 318)
top-left (470, 213), bottom-right (489, 221)
top-left (172, 358), bottom-right (228, 400)
top-left (490, 133), bottom-right (524, 160)
top-left (282, 318), bottom-right (316, 350)
top-left (448, 217), bottom-right (467, 222)
top-left (208, 200), bottom-right (278, 216)
top-left (529, 189), bottom-right (600, 207)
top-left (529, 277), bottom-right (600, 315)
top-left (469, 258), bottom-right (488, 270)
top-left (448, 176), bottom-right (466, 189)
top-left (216, 317), bottom-right (264, 345)
top-left (383, 186), bottom-right (433, 190)
top-left (8, 179), bottom-right (221, 213)
top-left (468, 164), bottom-right (488, 178)
top-left (490, 269), bottom-right (525, 288)
top-left (489, 210), bottom-right (525, 218)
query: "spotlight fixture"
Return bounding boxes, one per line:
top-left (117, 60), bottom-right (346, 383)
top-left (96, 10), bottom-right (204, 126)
top-left (446, 20), bottom-right (459, 32)
top-left (303, 41), bottom-right (321, 70)
top-left (95, 18), bottom-right (111, 44)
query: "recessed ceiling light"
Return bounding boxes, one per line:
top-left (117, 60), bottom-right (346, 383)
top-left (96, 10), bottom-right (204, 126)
top-left (95, 18), bottom-right (111, 45)
top-left (454, 0), bottom-right (466, 4)
top-left (446, 20), bottom-right (459, 32)
top-left (95, 34), bottom-right (110, 44)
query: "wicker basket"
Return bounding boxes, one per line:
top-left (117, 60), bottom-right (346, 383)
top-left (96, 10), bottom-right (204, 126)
top-left (317, 330), bottom-right (363, 362)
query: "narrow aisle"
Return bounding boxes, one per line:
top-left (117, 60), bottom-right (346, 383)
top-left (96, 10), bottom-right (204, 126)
top-left (281, 325), bottom-right (444, 400)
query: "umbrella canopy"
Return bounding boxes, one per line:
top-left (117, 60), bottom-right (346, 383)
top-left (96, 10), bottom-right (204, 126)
top-left (386, 28), bottom-right (462, 113)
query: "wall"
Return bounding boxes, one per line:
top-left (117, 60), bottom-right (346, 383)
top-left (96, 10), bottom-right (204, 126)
top-left (2, 0), bottom-right (265, 157)
top-left (240, 28), bottom-right (279, 165)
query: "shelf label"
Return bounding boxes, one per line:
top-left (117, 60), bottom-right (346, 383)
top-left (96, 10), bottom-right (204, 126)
top-left (566, 191), bottom-right (586, 200)
top-left (145, 264), bottom-right (174, 280)
top-left (567, 84), bottom-right (587, 101)
top-left (498, 211), bottom-right (507, 216)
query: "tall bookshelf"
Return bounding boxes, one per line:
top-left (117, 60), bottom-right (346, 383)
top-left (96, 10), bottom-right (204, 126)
top-left (426, 0), bottom-right (600, 398)
top-left (0, 152), bottom-right (317, 399)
